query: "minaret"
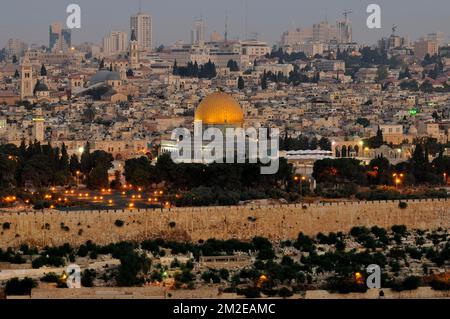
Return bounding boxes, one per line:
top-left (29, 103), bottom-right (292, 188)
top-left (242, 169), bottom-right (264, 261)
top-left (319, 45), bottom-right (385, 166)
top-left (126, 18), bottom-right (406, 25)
top-left (129, 28), bottom-right (139, 68)
top-left (21, 54), bottom-right (34, 100)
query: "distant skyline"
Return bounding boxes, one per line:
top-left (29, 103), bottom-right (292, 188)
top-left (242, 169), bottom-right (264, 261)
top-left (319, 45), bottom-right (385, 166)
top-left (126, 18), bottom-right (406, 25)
top-left (1, 0), bottom-right (449, 48)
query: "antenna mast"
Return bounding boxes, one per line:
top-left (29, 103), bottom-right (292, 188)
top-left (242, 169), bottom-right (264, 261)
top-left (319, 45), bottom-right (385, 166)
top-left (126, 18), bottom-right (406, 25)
top-left (224, 11), bottom-right (228, 43)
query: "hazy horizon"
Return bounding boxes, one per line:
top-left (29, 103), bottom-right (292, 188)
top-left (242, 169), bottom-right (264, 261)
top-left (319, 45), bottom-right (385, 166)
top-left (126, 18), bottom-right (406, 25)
top-left (1, 0), bottom-right (449, 48)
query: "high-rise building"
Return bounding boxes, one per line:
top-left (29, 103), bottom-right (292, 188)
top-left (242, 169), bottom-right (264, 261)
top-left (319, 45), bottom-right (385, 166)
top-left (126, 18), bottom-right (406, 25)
top-left (130, 12), bottom-right (152, 52)
top-left (191, 18), bottom-right (206, 46)
top-left (49, 22), bottom-right (71, 52)
top-left (102, 31), bottom-right (128, 56)
top-left (414, 38), bottom-right (439, 60)
top-left (6, 38), bottom-right (27, 58)
top-left (280, 28), bottom-right (313, 47)
top-left (313, 21), bottom-right (339, 44)
top-left (426, 32), bottom-right (445, 47)
top-left (337, 18), bottom-right (352, 44)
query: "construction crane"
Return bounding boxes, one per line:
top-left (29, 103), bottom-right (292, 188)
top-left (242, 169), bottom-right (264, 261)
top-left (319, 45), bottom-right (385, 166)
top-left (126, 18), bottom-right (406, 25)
top-left (392, 24), bottom-right (398, 35)
top-left (343, 10), bottom-right (352, 22)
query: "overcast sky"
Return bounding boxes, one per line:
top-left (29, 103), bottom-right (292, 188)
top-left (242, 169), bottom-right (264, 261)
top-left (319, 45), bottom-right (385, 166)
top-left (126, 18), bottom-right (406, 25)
top-left (1, 0), bottom-right (449, 48)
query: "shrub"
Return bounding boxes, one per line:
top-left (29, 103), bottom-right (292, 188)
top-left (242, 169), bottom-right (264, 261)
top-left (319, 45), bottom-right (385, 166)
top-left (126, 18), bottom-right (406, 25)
top-left (399, 201), bottom-right (408, 209)
top-left (278, 287), bottom-right (293, 298)
top-left (81, 269), bottom-right (96, 287)
top-left (5, 277), bottom-right (37, 296)
top-left (391, 276), bottom-right (420, 291)
top-left (391, 225), bottom-right (407, 236)
top-left (40, 272), bottom-right (59, 283)
top-left (2, 222), bottom-right (11, 230)
top-left (429, 278), bottom-right (450, 291)
top-left (89, 251), bottom-right (98, 260)
top-left (243, 287), bottom-right (261, 298)
top-left (77, 245), bottom-right (89, 257)
top-left (114, 220), bottom-right (125, 227)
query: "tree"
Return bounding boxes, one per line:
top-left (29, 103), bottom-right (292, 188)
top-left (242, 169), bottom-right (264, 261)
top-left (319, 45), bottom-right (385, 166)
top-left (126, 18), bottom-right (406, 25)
top-left (5, 277), bottom-right (37, 296)
top-left (59, 143), bottom-right (69, 172)
top-left (99, 58), bottom-right (105, 70)
top-left (368, 156), bottom-right (393, 185)
top-left (12, 55), bottom-right (18, 64)
top-left (227, 59), bottom-right (239, 71)
top-left (110, 170), bottom-right (122, 190)
top-left (376, 65), bottom-right (388, 82)
top-left (116, 252), bottom-right (150, 287)
top-left (399, 67), bottom-right (411, 79)
top-left (318, 137), bottom-right (332, 151)
top-left (238, 76), bottom-right (245, 90)
top-left (172, 60), bottom-right (179, 75)
top-left (80, 142), bottom-right (92, 175)
top-left (14, 69), bottom-right (20, 78)
top-left (420, 80), bottom-right (434, 93)
top-left (356, 117), bottom-right (370, 128)
top-left (261, 72), bottom-right (268, 90)
top-left (69, 154), bottom-right (80, 175)
top-left (40, 64), bottom-right (47, 77)
top-left (410, 143), bottom-right (429, 183)
top-left (126, 69), bottom-right (134, 77)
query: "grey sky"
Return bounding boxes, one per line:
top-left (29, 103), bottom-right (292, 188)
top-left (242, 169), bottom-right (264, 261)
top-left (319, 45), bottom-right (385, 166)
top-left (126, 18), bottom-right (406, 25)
top-left (1, 0), bottom-right (449, 48)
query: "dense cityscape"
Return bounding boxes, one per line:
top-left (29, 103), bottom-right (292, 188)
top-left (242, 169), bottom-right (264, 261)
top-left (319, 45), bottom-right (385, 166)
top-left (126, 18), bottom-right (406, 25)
top-left (0, 2), bottom-right (449, 302)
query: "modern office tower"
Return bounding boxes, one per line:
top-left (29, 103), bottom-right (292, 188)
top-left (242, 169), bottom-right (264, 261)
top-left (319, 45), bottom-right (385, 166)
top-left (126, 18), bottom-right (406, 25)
top-left (191, 18), bottom-right (206, 46)
top-left (280, 28), bottom-right (313, 46)
top-left (102, 31), bottom-right (128, 56)
top-left (337, 18), bottom-right (352, 44)
top-left (312, 21), bottom-right (339, 44)
top-left (426, 32), bottom-right (445, 47)
top-left (6, 38), bottom-right (27, 58)
top-left (414, 38), bottom-right (439, 60)
top-left (49, 22), bottom-right (71, 52)
top-left (130, 12), bottom-right (152, 52)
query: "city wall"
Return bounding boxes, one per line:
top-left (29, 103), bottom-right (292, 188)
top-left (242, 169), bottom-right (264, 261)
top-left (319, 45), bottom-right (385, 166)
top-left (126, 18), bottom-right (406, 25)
top-left (0, 199), bottom-right (448, 249)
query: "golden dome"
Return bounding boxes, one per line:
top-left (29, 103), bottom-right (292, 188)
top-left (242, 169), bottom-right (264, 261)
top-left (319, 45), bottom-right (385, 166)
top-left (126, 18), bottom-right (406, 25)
top-left (194, 92), bottom-right (244, 126)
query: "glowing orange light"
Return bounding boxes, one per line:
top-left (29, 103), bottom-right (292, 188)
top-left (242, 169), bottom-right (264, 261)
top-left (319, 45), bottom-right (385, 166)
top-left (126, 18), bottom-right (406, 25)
top-left (355, 272), bottom-right (364, 285)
